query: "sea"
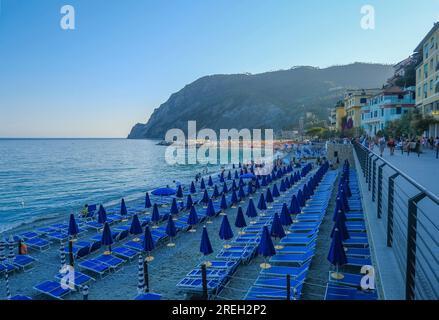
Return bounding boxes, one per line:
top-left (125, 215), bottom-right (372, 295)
top-left (0, 139), bottom-right (229, 233)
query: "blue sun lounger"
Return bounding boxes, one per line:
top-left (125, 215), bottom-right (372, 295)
top-left (276, 244), bottom-right (315, 255)
top-left (95, 254), bottom-right (125, 270)
top-left (280, 235), bottom-right (317, 247)
top-left (46, 231), bottom-right (69, 243)
top-left (34, 280), bottom-right (72, 300)
top-left (245, 285), bottom-right (300, 300)
top-left (20, 231), bottom-right (39, 240)
top-left (13, 255), bottom-right (36, 271)
top-left (9, 295), bottom-right (32, 300)
top-left (124, 240), bottom-right (144, 251)
top-left (135, 293), bottom-right (162, 300)
top-left (260, 262), bottom-right (310, 279)
top-left (26, 237), bottom-right (51, 251)
top-left (269, 250), bottom-right (314, 265)
top-left (325, 283), bottom-right (377, 300)
top-left (216, 248), bottom-right (255, 262)
top-left (0, 262), bottom-right (16, 274)
top-left (327, 272), bottom-right (373, 288)
top-left (254, 274), bottom-right (305, 290)
top-left (195, 260), bottom-right (239, 272)
top-left (187, 268), bottom-right (229, 279)
top-left (55, 270), bottom-right (95, 289)
top-left (346, 247), bottom-right (370, 257)
top-left (344, 238), bottom-right (369, 247)
top-left (112, 246), bottom-right (139, 261)
top-left (177, 277), bottom-right (222, 293)
top-left (78, 259), bottom-right (111, 277)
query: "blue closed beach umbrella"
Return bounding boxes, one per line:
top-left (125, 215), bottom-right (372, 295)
top-left (219, 173), bottom-right (225, 183)
top-left (279, 180), bottom-right (286, 193)
top-left (238, 185), bottom-right (246, 200)
top-left (151, 187), bottom-right (176, 196)
top-left (247, 181), bottom-right (253, 195)
top-left (246, 199), bottom-right (258, 218)
top-left (200, 226), bottom-right (213, 258)
top-left (285, 177), bottom-right (291, 189)
top-left (231, 180), bottom-right (237, 191)
top-left (255, 178), bottom-right (261, 189)
top-left (280, 203), bottom-right (293, 226)
top-left (219, 215), bottom-right (234, 241)
top-left (190, 181), bottom-right (196, 194)
top-left (151, 204), bottom-right (160, 224)
top-left (166, 214), bottom-right (177, 238)
top-left (261, 176), bottom-right (267, 187)
top-left (200, 178), bottom-right (206, 190)
top-left (331, 211), bottom-right (350, 241)
top-left (145, 192), bottom-right (152, 209)
top-left (230, 190), bottom-right (238, 206)
top-left (272, 184), bottom-right (280, 198)
top-left (239, 177), bottom-right (244, 187)
top-left (97, 205), bottom-right (107, 224)
top-left (208, 176), bottom-right (214, 187)
top-left (68, 213), bottom-right (79, 237)
top-left (332, 197), bottom-right (345, 221)
top-left (289, 195), bottom-right (301, 215)
top-left (220, 194), bottom-right (228, 211)
top-left (222, 182), bottom-right (229, 194)
top-left (227, 171), bottom-right (232, 180)
top-left (271, 212), bottom-right (286, 240)
top-left (297, 189), bottom-right (305, 207)
top-left (101, 222), bottom-right (114, 254)
top-left (201, 189), bottom-right (210, 205)
top-left (186, 194), bottom-right (193, 210)
top-left (328, 228), bottom-right (347, 279)
top-left (120, 198), bottom-right (128, 217)
top-left (302, 184), bottom-right (309, 201)
top-left (170, 198), bottom-right (179, 216)
top-left (235, 207), bottom-right (247, 229)
top-left (143, 225), bottom-right (155, 261)
top-left (234, 170), bottom-right (239, 180)
top-left (176, 185), bottom-right (184, 198)
top-left (266, 188), bottom-right (274, 203)
top-left (258, 226), bottom-right (276, 269)
top-left (130, 214), bottom-right (143, 236)
top-left (212, 185), bottom-right (220, 198)
top-left (187, 206), bottom-right (199, 229)
top-left (206, 199), bottom-right (216, 218)
top-left (257, 193), bottom-right (267, 210)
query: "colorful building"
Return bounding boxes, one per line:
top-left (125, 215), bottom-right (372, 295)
top-left (361, 86), bottom-right (416, 137)
top-left (334, 100), bottom-right (346, 131)
top-left (414, 22), bottom-right (439, 137)
top-left (343, 89), bottom-right (381, 132)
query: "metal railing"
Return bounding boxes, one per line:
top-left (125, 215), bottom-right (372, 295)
top-left (354, 142), bottom-right (439, 300)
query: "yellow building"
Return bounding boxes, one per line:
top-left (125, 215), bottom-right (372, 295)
top-left (335, 101), bottom-right (346, 131)
top-left (415, 22), bottom-right (439, 137)
top-left (343, 89), bottom-right (381, 130)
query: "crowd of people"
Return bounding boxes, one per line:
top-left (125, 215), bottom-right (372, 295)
top-left (358, 135), bottom-right (439, 157)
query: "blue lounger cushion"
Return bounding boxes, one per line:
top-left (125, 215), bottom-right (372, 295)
top-left (112, 246), bottom-right (139, 260)
top-left (95, 254), bottom-right (125, 268)
top-left (245, 285), bottom-right (300, 300)
top-left (56, 270), bottom-right (95, 288)
top-left (79, 259), bottom-right (111, 275)
top-left (34, 280), bottom-right (71, 300)
top-left (325, 284), bottom-right (377, 300)
top-left (260, 262), bottom-right (310, 279)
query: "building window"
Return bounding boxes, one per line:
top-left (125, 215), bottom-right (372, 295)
top-left (381, 109), bottom-right (384, 117)
top-left (396, 107), bottom-right (402, 115)
top-left (360, 98), bottom-right (367, 104)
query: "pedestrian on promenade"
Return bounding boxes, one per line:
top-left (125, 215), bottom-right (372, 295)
top-left (415, 139), bottom-right (421, 158)
top-left (387, 137), bottom-right (396, 156)
top-left (378, 136), bottom-right (386, 157)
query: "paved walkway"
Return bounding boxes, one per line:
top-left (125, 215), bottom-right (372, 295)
top-left (377, 147), bottom-right (439, 197)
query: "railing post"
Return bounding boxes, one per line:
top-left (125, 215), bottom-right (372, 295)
top-left (286, 274), bottom-right (291, 301)
top-left (201, 263), bottom-right (208, 300)
top-left (377, 163), bottom-right (386, 218)
top-left (406, 192), bottom-right (426, 300)
top-left (387, 173), bottom-right (400, 247)
top-left (372, 157), bottom-right (379, 202)
top-left (367, 154), bottom-right (374, 191)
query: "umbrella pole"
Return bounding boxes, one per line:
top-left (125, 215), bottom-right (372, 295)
top-left (68, 240), bottom-right (74, 267)
top-left (143, 256), bottom-right (150, 293)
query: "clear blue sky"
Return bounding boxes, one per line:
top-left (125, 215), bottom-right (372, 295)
top-left (0, 0), bottom-right (438, 138)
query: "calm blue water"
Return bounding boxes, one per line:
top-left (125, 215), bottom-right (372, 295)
top-left (0, 139), bottom-right (224, 232)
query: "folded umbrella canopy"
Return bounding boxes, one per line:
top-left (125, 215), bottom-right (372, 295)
top-left (247, 181), bottom-right (253, 195)
top-left (130, 214), bottom-right (143, 238)
top-left (258, 226), bottom-right (276, 269)
top-left (328, 228), bottom-right (347, 279)
top-left (220, 194), bottom-right (228, 211)
top-left (279, 180), bottom-right (286, 193)
top-left (190, 181), bottom-right (197, 194)
top-left (187, 206), bottom-right (199, 232)
top-left (231, 180), bottom-right (237, 191)
top-left (227, 171), bottom-right (232, 180)
top-left (151, 187), bottom-right (176, 196)
top-left (97, 205), bottom-right (107, 224)
top-left (143, 225), bottom-right (155, 261)
top-left (176, 185), bottom-right (184, 198)
top-left (219, 215), bottom-right (234, 246)
top-left (201, 189), bottom-right (210, 206)
top-left (272, 184), bottom-right (280, 198)
top-left (208, 176), bottom-right (214, 187)
top-left (68, 213), bottom-right (79, 237)
top-left (145, 192), bottom-right (152, 209)
top-left (101, 222), bottom-right (114, 254)
top-left (234, 170), bottom-right (239, 180)
top-left (234, 207), bottom-right (247, 229)
top-left (261, 176), bottom-right (268, 187)
top-left (206, 199), bottom-right (216, 220)
top-left (170, 198), bottom-right (179, 216)
top-left (280, 203), bottom-right (293, 226)
top-left (230, 190), bottom-right (239, 206)
top-left (212, 185), bottom-right (220, 198)
top-left (151, 204), bottom-right (160, 224)
top-left (270, 212), bottom-right (286, 240)
top-left (331, 211), bottom-right (350, 241)
top-left (265, 188), bottom-right (274, 203)
top-left (332, 197), bottom-right (345, 222)
top-left (297, 189), bottom-right (306, 207)
top-left (245, 199), bottom-right (258, 219)
top-left (222, 182), bottom-right (229, 194)
top-left (257, 193), bottom-right (267, 211)
top-left (200, 226), bottom-right (213, 265)
top-left (120, 198), bottom-right (128, 217)
top-left (200, 178), bottom-right (206, 190)
top-left (285, 177), bottom-right (291, 189)
top-left (238, 185), bottom-right (246, 200)
top-left (289, 195), bottom-right (301, 215)
top-left (186, 194), bottom-right (194, 210)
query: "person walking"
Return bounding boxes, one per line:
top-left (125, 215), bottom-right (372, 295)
top-left (387, 137), bottom-right (396, 156)
top-left (378, 136), bottom-right (386, 157)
